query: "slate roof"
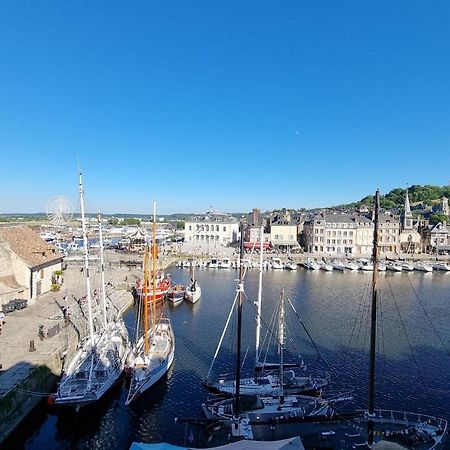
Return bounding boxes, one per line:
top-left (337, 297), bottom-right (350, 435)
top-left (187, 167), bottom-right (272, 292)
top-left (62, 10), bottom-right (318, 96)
top-left (0, 226), bottom-right (64, 268)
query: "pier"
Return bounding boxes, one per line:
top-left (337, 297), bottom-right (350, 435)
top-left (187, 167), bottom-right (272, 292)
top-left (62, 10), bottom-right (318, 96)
top-left (0, 251), bottom-right (142, 444)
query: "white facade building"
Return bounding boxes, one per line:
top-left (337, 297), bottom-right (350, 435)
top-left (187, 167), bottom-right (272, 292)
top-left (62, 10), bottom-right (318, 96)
top-left (184, 211), bottom-right (239, 246)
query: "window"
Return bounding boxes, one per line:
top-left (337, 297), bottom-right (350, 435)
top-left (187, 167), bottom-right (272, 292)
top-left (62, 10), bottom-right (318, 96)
top-left (222, 226), bottom-right (225, 232)
top-left (40, 269), bottom-right (44, 279)
top-left (189, 226), bottom-right (192, 231)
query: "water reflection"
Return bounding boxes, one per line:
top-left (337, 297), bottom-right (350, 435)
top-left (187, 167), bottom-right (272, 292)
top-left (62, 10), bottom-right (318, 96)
top-left (5, 267), bottom-right (450, 449)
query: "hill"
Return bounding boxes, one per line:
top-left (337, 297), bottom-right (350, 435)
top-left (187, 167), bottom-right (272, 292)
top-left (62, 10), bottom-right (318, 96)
top-left (336, 185), bottom-right (450, 211)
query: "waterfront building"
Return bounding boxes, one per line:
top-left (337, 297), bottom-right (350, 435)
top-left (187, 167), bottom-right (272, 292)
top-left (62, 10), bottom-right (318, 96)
top-left (269, 213), bottom-right (300, 251)
top-left (399, 189), bottom-right (422, 253)
top-left (325, 214), bottom-right (359, 255)
top-left (304, 211), bottom-right (400, 256)
top-left (421, 221), bottom-right (449, 254)
top-left (354, 214), bottom-right (373, 255)
top-left (302, 214), bottom-right (325, 253)
top-left (378, 212), bottom-right (400, 253)
top-left (245, 225), bottom-right (271, 249)
top-left (184, 210), bottom-right (239, 246)
top-left (0, 226), bottom-right (64, 307)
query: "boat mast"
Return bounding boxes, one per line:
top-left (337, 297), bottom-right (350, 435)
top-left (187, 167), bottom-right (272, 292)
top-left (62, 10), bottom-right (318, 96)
top-left (234, 223), bottom-right (245, 420)
top-left (279, 288), bottom-right (286, 402)
top-left (152, 201), bottom-right (157, 334)
top-left (143, 240), bottom-right (150, 354)
top-left (255, 225), bottom-right (264, 366)
top-left (97, 212), bottom-right (108, 328)
top-left (368, 189), bottom-right (380, 446)
top-left (79, 171), bottom-right (95, 346)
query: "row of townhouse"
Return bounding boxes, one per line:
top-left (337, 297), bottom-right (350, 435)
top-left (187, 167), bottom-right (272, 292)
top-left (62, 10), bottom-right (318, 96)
top-left (302, 212), bottom-right (400, 255)
top-left (184, 201), bottom-right (450, 256)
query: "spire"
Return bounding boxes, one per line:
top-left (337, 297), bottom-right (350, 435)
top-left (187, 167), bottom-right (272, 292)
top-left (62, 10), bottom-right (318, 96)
top-left (403, 189), bottom-right (413, 230)
top-left (405, 189), bottom-right (411, 215)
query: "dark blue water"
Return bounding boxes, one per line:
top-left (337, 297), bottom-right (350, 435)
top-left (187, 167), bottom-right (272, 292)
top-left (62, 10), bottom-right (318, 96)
top-left (4, 268), bottom-right (450, 449)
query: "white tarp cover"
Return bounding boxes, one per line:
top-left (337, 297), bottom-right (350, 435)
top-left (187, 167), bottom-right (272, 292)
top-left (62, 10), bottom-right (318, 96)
top-left (130, 436), bottom-right (304, 450)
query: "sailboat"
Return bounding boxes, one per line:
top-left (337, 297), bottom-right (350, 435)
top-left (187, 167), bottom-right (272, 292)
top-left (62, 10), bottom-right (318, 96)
top-left (55, 171), bottom-right (130, 409)
top-left (244, 191), bottom-right (449, 448)
top-left (126, 202), bottom-right (175, 405)
top-left (184, 256), bottom-right (201, 304)
top-left (202, 226), bottom-right (334, 422)
top-left (203, 226), bottom-right (328, 398)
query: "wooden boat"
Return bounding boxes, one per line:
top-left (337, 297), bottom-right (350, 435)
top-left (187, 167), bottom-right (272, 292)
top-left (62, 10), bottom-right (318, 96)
top-left (135, 269), bottom-right (171, 302)
top-left (126, 202), bottom-right (175, 405)
top-left (167, 284), bottom-right (185, 306)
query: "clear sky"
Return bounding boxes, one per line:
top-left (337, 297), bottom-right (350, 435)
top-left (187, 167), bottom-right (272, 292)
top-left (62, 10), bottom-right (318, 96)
top-left (1, 1), bottom-right (449, 215)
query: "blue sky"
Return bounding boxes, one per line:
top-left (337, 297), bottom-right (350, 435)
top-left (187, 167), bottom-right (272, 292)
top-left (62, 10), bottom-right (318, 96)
top-left (1, 1), bottom-right (449, 215)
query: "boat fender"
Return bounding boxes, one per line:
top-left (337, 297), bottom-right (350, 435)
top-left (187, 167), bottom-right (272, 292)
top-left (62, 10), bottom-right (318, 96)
top-left (47, 394), bottom-right (56, 407)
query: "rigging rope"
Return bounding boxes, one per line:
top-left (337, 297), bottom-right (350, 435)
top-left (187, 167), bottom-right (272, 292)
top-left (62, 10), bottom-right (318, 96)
top-left (386, 278), bottom-right (428, 391)
top-left (387, 277), bottom-right (450, 395)
top-left (405, 274), bottom-right (450, 357)
top-left (287, 298), bottom-right (339, 381)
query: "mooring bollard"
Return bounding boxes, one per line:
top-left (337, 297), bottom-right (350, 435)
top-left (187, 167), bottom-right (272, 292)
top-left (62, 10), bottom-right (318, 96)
top-left (29, 339), bottom-right (36, 352)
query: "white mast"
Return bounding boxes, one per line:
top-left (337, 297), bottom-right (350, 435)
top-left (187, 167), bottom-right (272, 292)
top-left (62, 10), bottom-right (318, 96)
top-left (98, 212), bottom-right (108, 328)
top-left (255, 225), bottom-right (264, 365)
top-left (79, 171), bottom-right (95, 345)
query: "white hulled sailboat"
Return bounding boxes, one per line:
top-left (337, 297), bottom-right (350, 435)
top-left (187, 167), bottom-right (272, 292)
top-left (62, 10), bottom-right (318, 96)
top-left (55, 171), bottom-right (130, 409)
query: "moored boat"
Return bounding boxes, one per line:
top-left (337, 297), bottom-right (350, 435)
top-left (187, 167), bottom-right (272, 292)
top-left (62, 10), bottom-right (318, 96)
top-left (55, 172), bottom-right (130, 410)
top-left (167, 284), bottom-right (185, 306)
top-left (433, 262), bottom-right (450, 271)
top-left (414, 261), bottom-right (433, 272)
top-left (126, 202), bottom-right (175, 405)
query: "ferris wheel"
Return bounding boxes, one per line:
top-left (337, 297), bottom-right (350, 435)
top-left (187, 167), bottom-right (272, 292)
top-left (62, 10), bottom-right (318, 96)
top-left (46, 195), bottom-right (74, 226)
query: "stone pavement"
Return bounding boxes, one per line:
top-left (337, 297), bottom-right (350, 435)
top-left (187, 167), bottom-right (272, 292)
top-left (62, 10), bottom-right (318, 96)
top-left (0, 253), bottom-right (141, 398)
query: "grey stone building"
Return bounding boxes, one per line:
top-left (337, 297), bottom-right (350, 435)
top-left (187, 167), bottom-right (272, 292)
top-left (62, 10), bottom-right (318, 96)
top-left (0, 226), bottom-right (64, 307)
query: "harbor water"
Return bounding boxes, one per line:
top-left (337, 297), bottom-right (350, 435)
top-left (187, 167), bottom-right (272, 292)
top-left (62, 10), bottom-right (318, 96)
top-left (4, 267), bottom-right (450, 449)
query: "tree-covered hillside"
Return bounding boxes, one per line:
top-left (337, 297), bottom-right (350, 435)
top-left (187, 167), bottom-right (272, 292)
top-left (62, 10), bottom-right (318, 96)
top-left (340, 185), bottom-right (450, 211)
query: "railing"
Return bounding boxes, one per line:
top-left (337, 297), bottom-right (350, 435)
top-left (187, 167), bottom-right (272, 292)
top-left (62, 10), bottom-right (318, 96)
top-left (358, 409), bottom-right (448, 449)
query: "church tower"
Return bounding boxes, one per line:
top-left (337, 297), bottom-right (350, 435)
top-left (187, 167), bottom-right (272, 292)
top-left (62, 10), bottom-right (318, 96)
top-left (440, 196), bottom-right (449, 216)
top-left (402, 189), bottom-right (413, 230)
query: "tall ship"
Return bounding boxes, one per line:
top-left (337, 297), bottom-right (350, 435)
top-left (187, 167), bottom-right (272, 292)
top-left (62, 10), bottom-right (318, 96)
top-left (55, 171), bottom-right (130, 409)
top-left (126, 202), bottom-right (175, 405)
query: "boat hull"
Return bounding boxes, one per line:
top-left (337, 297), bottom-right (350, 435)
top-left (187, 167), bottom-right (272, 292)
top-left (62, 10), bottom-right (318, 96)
top-left (126, 320), bottom-right (175, 405)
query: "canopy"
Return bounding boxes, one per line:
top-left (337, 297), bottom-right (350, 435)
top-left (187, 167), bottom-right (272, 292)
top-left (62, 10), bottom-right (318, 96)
top-left (130, 436), bottom-right (304, 450)
top-left (244, 242), bottom-right (272, 250)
